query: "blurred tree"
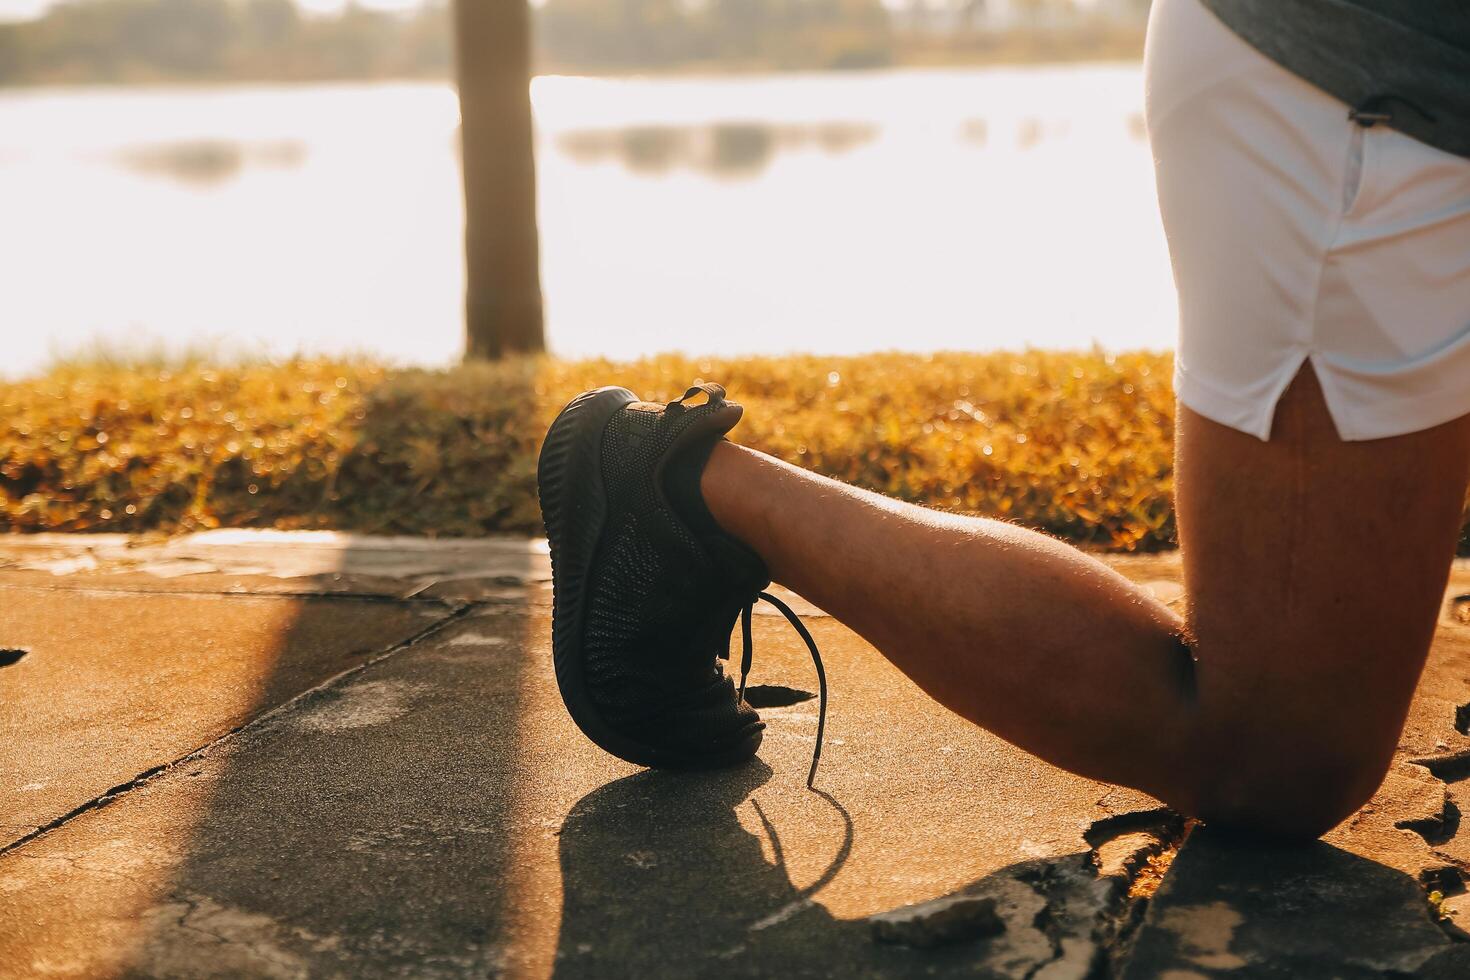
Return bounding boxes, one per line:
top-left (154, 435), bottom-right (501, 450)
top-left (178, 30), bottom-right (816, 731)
top-left (454, 0), bottom-right (545, 359)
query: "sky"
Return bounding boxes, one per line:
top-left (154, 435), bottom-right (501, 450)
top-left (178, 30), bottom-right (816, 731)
top-left (0, 0), bottom-right (428, 22)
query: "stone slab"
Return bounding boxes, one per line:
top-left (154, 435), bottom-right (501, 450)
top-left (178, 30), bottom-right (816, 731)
top-left (0, 531), bottom-right (547, 602)
top-left (1, 585), bottom-right (452, 849)
top-left (0, 601), bottom-right (1165, 979)
top-left (3, 534), bottom-right (1470, 979)
top-left (1122, 592), bottom-right (1470, 978)
top-left (1121, 827), bottom-right (1453, 979)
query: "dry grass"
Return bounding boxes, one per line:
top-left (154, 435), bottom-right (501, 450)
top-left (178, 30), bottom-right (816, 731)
top-left (5, 350), bottom-right (1458, 551)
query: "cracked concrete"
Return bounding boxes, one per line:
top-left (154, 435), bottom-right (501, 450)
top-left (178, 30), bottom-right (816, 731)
top-left (1, 534), bottom-right (1469, 977)
top-left (0, 585), bottom-right (453, 853)
top-left (1121, 561), bottom-right (1470, 978)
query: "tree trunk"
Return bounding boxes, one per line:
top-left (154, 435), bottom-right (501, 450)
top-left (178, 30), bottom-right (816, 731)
top-left (454, 0), bottom-right (545, 359)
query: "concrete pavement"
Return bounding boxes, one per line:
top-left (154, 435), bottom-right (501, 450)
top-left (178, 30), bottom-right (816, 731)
top-left (2, 533), bottom-right (1469, 977)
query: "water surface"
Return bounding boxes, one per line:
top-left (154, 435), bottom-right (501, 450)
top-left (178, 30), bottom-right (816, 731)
top-left (0, 68), bottom-right (1176, 377)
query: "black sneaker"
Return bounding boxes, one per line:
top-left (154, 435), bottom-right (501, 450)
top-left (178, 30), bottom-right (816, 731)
top-left (537, 382), bottom-right (827, 784)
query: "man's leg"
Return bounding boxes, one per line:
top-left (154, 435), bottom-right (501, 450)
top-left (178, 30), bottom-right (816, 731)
top-left (1177, 366), bottom-right (1470, 831)
top-left (701, 366), bottom-right (1470, 836)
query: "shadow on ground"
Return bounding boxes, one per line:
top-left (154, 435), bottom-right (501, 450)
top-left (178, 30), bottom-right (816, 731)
top-left (552, 764), bottom-right (865, 976)
top-left (119, 585), bottom-right (537, 977)
top-left (4, 534), bottom-right (1470, 977)
top-left (1123, 827), bottom-right (1470, 978)
top-left (555, 766), bottom-right (1148, 979)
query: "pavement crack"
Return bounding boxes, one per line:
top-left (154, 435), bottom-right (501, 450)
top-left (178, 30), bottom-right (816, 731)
top-left (1410, 751), bottom-right (1470, 784)
top-left (1082, 806), bottom-right (1181, 852)
top-left (1420, 866), bottom-right (1465, 898)
top-left (1424, 878), bottom-right (1470, 945)
top-left (1398, 797), bottom-right (1461, 847)
top-left (0, 598), bottom-right (473, 860)
top-left (0, 582), bottom-right (456, 605)
top-left (1397, 754), bottom-right (1470, 945)
top-left (1083, 808), bottom-right (1191, 978)
top-left (1021, 897), bottom-right (1066, 980)
top-left (166, 892), bottom-right (309, 973)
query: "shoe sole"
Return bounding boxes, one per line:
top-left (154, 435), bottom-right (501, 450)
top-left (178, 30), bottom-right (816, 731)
top-left (537, 386), bottom-right (764, 770)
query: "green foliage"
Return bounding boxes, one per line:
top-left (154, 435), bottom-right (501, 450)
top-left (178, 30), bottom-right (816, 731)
top-left (2, 351), bottom-right (1189, 548)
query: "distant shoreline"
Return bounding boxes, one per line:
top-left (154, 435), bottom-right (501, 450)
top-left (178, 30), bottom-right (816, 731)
top-left (0, 57), bottom-right (1147, 93)
top-left (0, 30), bottom-right (1146, 91)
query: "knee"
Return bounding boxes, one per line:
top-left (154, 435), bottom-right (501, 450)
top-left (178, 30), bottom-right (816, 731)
top-left (1181, 740), bottom-right (1390, 841)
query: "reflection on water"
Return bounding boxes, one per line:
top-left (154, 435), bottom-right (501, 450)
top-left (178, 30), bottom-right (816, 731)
top-left (113, 139), bottom-right (306, 185)
top-left (0, 68), bottom-right (1177, 379)
top-left (556, 121), bottom-right (878, 179)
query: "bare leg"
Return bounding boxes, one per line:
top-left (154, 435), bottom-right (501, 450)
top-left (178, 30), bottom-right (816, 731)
top-left (1177, 367), bottom-right (1470, 830)
top-left (706, 433), bottom-right (1196, 797)
top-left (703, 367), bottom-right (1470, 836)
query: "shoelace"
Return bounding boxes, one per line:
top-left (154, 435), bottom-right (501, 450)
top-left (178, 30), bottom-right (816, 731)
top-left (736, 591), bottom-right (828, 789)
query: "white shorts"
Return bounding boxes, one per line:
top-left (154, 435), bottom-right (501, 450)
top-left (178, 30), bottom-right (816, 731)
top-left (1145, 0), bottom-right (1470, 441)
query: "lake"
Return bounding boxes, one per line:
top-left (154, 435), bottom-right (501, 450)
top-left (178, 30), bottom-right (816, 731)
top-left (0, 67), bottom-right (1176, 378)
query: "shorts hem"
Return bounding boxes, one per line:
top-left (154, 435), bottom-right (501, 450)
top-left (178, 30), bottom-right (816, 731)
top-left (1174, 358), bottom-right (1303, 442)
top-left (1313, 370), bottom-right (1470, 441)
top-left (1176, 359), bottom-right (1470, 443)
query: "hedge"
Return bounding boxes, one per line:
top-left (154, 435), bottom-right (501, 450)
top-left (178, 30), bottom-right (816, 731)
top-left (5, 350), bottom-right (1450, 554)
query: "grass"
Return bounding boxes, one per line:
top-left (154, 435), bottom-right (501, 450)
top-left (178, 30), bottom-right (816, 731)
top-left (3, 351), bottom-right (1464, 553)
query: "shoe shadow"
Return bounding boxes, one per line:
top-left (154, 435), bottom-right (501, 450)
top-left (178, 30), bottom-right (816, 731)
top-left (551, 762), bottom-right (870, 978)
top-left (550, 768), bottom-right (1470, 978)
top-left (548, 763), bottom-right (1117, 978)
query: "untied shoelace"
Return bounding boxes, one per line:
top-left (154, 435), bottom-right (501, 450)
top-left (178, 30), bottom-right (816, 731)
top-left (738, 591), bottom-right (828, 790)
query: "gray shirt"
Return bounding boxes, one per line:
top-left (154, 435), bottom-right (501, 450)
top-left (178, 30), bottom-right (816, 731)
top-left (1198, 0), bottom-right (1470, 159)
